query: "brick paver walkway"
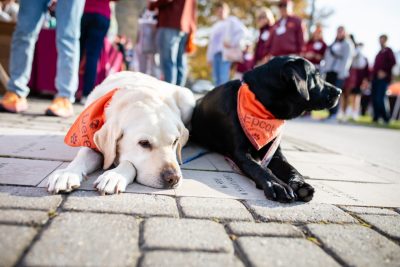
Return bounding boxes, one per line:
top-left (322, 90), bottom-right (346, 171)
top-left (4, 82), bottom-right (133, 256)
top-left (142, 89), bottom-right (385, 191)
top-left (0, 98), bottom-right (399, 267)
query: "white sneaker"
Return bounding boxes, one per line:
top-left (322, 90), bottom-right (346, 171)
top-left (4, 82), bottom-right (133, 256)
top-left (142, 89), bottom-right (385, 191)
top-left (352, 110), bottom-right (359, 121)
top-left (336, 111), bottom-right (345, 122)
top-left (345, 107), bottom-right (353, 121)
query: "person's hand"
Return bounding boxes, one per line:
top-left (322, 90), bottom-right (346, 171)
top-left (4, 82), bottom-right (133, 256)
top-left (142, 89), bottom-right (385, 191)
top-left (223, 41), bottom-right (231, 49)
top-left (377, 70), bottom-right (387, 79)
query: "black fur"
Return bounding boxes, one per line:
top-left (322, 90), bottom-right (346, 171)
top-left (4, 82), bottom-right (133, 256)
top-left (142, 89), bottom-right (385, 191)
top-left (190, 56), bottom-right (341, 203)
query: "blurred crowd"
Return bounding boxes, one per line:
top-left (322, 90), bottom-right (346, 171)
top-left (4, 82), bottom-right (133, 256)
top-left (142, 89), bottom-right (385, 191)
top-left (0, 0), bottom-right (398, 124)
top-left (204, 0), bottom-right (397, 124)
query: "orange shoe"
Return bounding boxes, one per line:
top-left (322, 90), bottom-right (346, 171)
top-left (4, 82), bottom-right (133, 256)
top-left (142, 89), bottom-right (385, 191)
top-left (45, 97), bottom-right (74, 118)
top-left (0, 91), bottom-right (28, 113)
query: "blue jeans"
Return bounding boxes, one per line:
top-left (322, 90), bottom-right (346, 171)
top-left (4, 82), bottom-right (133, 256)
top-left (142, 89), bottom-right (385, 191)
top-left (371, 78), bottom-right (390, 122)
top-left (7, 0), bottom-right (85, 101)
top-left (80, 13), bottom-right (110, 97)
top-left (212, 52), bottom-right (231, 87)
top-left (156, 27), bottom-right (188, 86)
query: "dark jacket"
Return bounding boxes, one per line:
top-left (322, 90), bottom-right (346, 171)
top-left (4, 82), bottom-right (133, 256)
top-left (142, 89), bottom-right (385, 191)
top-left (149, 0), bottom-right (197, 33)
top-left (302, 39), bottom-right (327, 65)
top-left (253, 25), bottom-right (271, 65)
top-left (265, 15), bottom-right (304, 56)
top-left (372, 47), bottom-right (396, 82)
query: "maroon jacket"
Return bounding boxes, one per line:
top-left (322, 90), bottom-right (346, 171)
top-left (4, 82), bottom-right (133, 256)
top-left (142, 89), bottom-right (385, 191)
top-left (302, 39), bottom-right (327, 65)
top-left (149, 0), bottom-right (197, 33)
top-left (253, 25), bottom-right (271, 65)
top-left (372, 46), bottom-right (396, 82)
top-left (265, 15), bottom-right (304, 56)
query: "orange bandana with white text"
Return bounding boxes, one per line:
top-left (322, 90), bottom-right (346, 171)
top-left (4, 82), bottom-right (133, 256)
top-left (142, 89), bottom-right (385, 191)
top-left (64, 88), bottom-right (119, 150)
top-left (237, 83), bottom-right (285, 150)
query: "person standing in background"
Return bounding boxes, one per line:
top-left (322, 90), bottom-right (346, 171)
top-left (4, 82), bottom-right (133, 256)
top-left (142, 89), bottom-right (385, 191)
top-left (136, 9), bottom-right (158, 77)
top-left (321, 26), bottom-right (354, 120)
top-left (371, 34), bottom-right (396, 123)
top-left (149, 0), bottom-right (197, 86)
top-left (234, 42), bottom-right (253, 80)
top-left (0, 0), bottom-right (85, 117)
top-left (80, 0), bottom-right (112, 99)
top-left (252, 7), bottom-right (275, 67)
top-left (301, 24), bottom-right (327, 69)
top-left (347, 43), bottom-right (370, 121)
top-left (265, 0), bottom-right (305, 58)
top-left (207, 2), bottom-right (247, 86)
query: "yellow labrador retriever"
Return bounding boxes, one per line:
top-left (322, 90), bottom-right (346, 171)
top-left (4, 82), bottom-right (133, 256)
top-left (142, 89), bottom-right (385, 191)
top-left (47, 72), bottom-right (195, 195)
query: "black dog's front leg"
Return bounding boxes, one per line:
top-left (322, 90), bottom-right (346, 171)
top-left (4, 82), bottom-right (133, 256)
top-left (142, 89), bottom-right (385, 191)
top-left (232, 150), bottom-right (295, 203)
top-left (268, 147), bottom-right (314, 202)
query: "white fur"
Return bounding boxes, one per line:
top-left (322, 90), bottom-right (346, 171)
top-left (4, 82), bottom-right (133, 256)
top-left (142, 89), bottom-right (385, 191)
top-left (47, 72), bottom-right (195, 195)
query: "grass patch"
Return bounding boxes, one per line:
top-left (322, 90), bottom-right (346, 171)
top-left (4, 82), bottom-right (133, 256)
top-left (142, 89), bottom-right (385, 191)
top-left (350, 115), bottom-right (400, 130)
top-left (310, 110), bottom-right (400, 130)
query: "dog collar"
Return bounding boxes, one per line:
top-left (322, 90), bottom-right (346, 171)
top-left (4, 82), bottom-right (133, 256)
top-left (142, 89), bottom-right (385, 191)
top-left (64, 88), bottom-right (119, 151)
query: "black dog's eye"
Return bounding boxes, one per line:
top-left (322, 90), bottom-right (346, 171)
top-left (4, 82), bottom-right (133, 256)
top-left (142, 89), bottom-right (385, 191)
top-left (172, 138), bottom-right (179, 146)
top-left (138, 140), bottom-right (152, 149)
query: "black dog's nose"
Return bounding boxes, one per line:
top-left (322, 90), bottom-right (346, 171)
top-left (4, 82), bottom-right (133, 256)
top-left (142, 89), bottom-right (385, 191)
top-left (161, 166), bottom-right (180, 188)
top-left (325, 82), bottom-right (342, 101)
top-left (333, 86), bottom-right (342, 96)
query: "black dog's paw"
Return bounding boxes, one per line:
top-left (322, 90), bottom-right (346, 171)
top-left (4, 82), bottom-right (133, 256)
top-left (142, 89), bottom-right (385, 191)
top-left (289, 180), bottom-right (314, 202)
top-left (264, 180), bottom-right (295, 203)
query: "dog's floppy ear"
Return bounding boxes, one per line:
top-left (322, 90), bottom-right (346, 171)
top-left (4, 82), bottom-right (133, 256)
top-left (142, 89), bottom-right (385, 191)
top-left (282, 59), bottom-right (310, 101)
top-left (177, 127), bottom-right (189, 165)
top-left (93, 118), bottom-right (122, 169)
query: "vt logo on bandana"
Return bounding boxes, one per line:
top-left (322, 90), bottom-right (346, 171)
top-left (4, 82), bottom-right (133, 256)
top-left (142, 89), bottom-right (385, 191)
top-left (237, 83), bottom-right (285, 150)
top-left (64, 88), bottom-right (119, 150)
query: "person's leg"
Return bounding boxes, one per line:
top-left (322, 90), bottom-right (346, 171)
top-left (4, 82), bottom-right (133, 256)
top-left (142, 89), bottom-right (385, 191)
top-left (220, 58), bottom-right (232, 85)
top-left (212, 52), bottom-right (221, 86)
top-left (371, 79), bottom-right (379, 122)
top-left (175, 32), bottom-right (188, 86)
top-left (157, 27), bottom-right (180, 84)
top-left (377, 79), bottom-right (390, 123)
top-left (352, 93), bottom-right (361, 120)
top-left (7, 0), bottom-right (48, 97)
top-left (80, 13), bottom-right (89, 61)
top-left (54, 0), bottom-right (85, 102)
top-left (82, 14), bottom-right (110, 96)
top-left (137, 50), bottom-right (148, 74)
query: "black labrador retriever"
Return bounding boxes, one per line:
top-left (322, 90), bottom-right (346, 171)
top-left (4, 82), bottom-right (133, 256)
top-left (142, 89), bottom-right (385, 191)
top-left (190, 56), bottom-right (341, 203)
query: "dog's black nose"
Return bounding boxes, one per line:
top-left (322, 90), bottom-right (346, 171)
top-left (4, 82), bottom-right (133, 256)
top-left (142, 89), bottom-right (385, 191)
top-left (333, 86), bottom-right (342, 96)
top-left (161, 166), bottom-right (180, 188)
top-left (325, 83), bottom-right (342, 101)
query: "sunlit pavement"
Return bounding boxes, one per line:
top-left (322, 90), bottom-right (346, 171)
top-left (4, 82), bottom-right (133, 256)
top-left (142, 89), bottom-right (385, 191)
top-left (0, 98), bottom-right (399, 267)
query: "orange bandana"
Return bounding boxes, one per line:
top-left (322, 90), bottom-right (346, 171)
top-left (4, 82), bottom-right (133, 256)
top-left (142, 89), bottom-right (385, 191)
top-left (64, 88), bottom-right (119, 150)
top-left (237, 82), bottom-right (285, 150)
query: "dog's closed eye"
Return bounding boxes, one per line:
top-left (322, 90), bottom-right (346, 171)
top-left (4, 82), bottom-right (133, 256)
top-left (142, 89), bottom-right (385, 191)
top-left (138, 140), bottom-right (152, 149)
top-left (172, 138), bottom-right (179, 146)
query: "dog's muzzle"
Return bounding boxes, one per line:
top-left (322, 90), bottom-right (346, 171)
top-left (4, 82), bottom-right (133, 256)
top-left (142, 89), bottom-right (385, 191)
top-left (326, 85), bottom-right (342, 108)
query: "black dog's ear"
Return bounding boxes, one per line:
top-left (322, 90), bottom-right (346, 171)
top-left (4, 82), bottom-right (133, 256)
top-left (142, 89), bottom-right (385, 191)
top-left (282, 59), bottom-right (310, 101)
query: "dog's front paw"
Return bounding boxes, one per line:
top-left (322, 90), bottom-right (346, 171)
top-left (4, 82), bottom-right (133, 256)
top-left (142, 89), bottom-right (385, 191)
top-left (264, 180), bottom-right (295, 203)
top-left (289, 179), bottom-right (314, 202)
top-left (47, 169), bottom-right (82, 194)
top-left (94, 171), bottom-right (129, 195)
